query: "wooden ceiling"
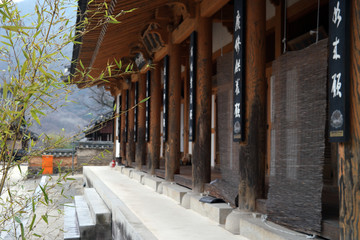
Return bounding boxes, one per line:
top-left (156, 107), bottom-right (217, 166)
top-left (74, 0), bottom-right (198, 88)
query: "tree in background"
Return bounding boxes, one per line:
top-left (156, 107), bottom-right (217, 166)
top-left (0, 0), bottom-right (132, 238)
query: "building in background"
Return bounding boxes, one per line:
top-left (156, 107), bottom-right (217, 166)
top-left (71, 0), bottom-right (360, 239)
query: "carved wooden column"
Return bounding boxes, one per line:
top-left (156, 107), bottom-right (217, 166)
top-left (165, 33), bottom-right (181, 181)
top-left (339, 0), bottom-right (360, 238)
top-left (135, 74), bottom-right (147, 170)
top-left (238, 0), bottom-right (266, 211)
top-left (148, 64), bottom-right (161, 174)
top-left (192, 5), bottom-right (212, 193)
top-left (126, 81), bottom-right (135, 166)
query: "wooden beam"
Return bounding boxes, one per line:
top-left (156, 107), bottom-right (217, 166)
top-left (200, 0), bottom-right (231, 18)
top-left (212, 41), bottom-right (233, 61)
top-left (172, 18), bottom-right (195, 44)
top-left (154, 45), bottom-right (168, 62)
top-left (274, 0), bottom-right (284, 58)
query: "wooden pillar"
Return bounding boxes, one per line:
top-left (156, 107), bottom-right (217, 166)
top-left (339, 0), bottom-right (360, 238)
top-left (274, 0), bottom-right (284, 58)
top-left (120, 89), bottom-right (126, 163)
top-left (148, 64), bottom-right (161, 174)
top-left (238, 0), bottom-right (266, 211)
top-left (165, 33), bottom-right (181, 181)
top-left (135, 74), bottom-right (147, 170)
top-left (192, 5), bottom-right (212, 193)
top-left (183, 57), bottom-right (190, 163)
top-left (126, 82), bottom-right (135, 166)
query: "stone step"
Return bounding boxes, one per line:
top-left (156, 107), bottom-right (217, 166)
top-left (74, 195), bottom-right (95, 240)
top-left (63, 203), bottom-right (80, 240)
top-left (84, 188), bottom-right (112, 240)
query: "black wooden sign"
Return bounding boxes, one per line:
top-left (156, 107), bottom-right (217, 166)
top-left (163, 55), bottom-right (169, 142)
top-left (189, 31), bottom-right (197, 142)
top-left (328, 0), bottom-right (349, 142)
top-left (134, 82), bottom-right (138, 142)
top-left (233, 0), bottom-right (245, 142)
top-left (117, 94), bottom-right (121, 143)
top-left (145, 71), bottom-right (150, 142)
top-left (125, 89), bottom-right (129, 142)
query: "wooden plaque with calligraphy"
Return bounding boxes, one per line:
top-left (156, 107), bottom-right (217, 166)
top-left (233, 0), bottom-right (245, 142)
top-left (328, 0), bottom-right (349, 142)
top-left (189, 31), bottom-right (196, 142)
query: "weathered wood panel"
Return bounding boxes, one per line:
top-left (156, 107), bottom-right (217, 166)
top-left (340, 0), bottom-right (360, 238)
top-left (267, 39), bottom-right (328, 233)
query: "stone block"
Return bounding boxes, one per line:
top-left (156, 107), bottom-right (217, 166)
top-left (75, 196), bottom-right (95, 240)
top-left (162, 182), bottom-right (190, 204)
top-left (64, 203), bottom-right (80, 240)
top-left (189, 194), bottom-right (233, 224)
top-left (84, 188), bottom-right (111, 225)
top-left (143, 175), bottom-right (164, 192)
top-left (239, 214), bottom-right (308, 240)
top-left (132, 170), bottom-right (146, 184)
top-left (122, 167), bottom-right (133, 178)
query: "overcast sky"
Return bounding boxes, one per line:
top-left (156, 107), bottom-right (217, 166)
top-left (9, 0), bottom-right (112, 137)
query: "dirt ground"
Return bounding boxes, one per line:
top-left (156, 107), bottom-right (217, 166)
top-left (0, 164), bottom-right (84, 240)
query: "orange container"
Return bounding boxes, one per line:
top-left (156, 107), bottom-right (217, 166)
top-left (42, 155), bottom-right (53, 174)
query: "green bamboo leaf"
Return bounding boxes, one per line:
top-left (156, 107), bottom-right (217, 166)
top-left (14, 216), bottom-right (21, 224)
top-left (139, 97), bottom-right (150, 104)
top-left (39, 185), bottom-right (49, 205)
top-left (1, 25), bottom-right (34, 32)
top-left (20, 60), bottom-right (28, 77)
top-left (29, 214), bottom-right (36, 231)
top-left (41, 214), bottom-right (48, 224)
top-left (30, 110), bottom-right (41, 126)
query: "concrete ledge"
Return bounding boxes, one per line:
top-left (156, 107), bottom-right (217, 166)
top-left (239, 214), bottom-right (308, 240)
top-left (132, 170), bottom-right (146, 184)
top-left (143, 175), bottom-right (165, 192)
top-left (122, 167), bottom-right (133, 178)
top-left (64, 203), bottom-right (80, 240)
top-left (225, 209), bottom-right (245, 234)
top-left (74, 196), bottom-right (95, 239)
top-left (84, 188), bottom-right (111, 225)
top-left (189, 194), bottom-right (233, 224)
top-left (161, 182), bottom-right (190, 204)
top-left (83, 167), bottom-right (158, 240)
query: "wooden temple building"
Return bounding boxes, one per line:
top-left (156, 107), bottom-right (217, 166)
top-left (71, 0), bottom-right (360, 239)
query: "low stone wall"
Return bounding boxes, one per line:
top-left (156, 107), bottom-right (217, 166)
top-left (76, 141), bottom-right (113, 170)
top-left (27, 142), bottom-right (113, 176)
top-left (28, 155), bottom-right (77, 177)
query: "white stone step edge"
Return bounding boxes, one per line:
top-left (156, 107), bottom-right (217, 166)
top-left (63, 203), bottom-right (80, 240)
top-left (83, 188), bottom-right (111, 225)
top-left (74, 195), bottom-right (95, 239)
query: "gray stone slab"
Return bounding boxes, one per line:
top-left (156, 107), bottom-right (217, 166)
top-left (64, 203), bottom-right (80, 240)
top-left (143, 175), bottom-right (164, 192)
top-left (84, 188), bottom-right (111, 225)
top-left (162, 182), bottom-right (190, 204)
top-left (74, 195), bottom-right (95, 240)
